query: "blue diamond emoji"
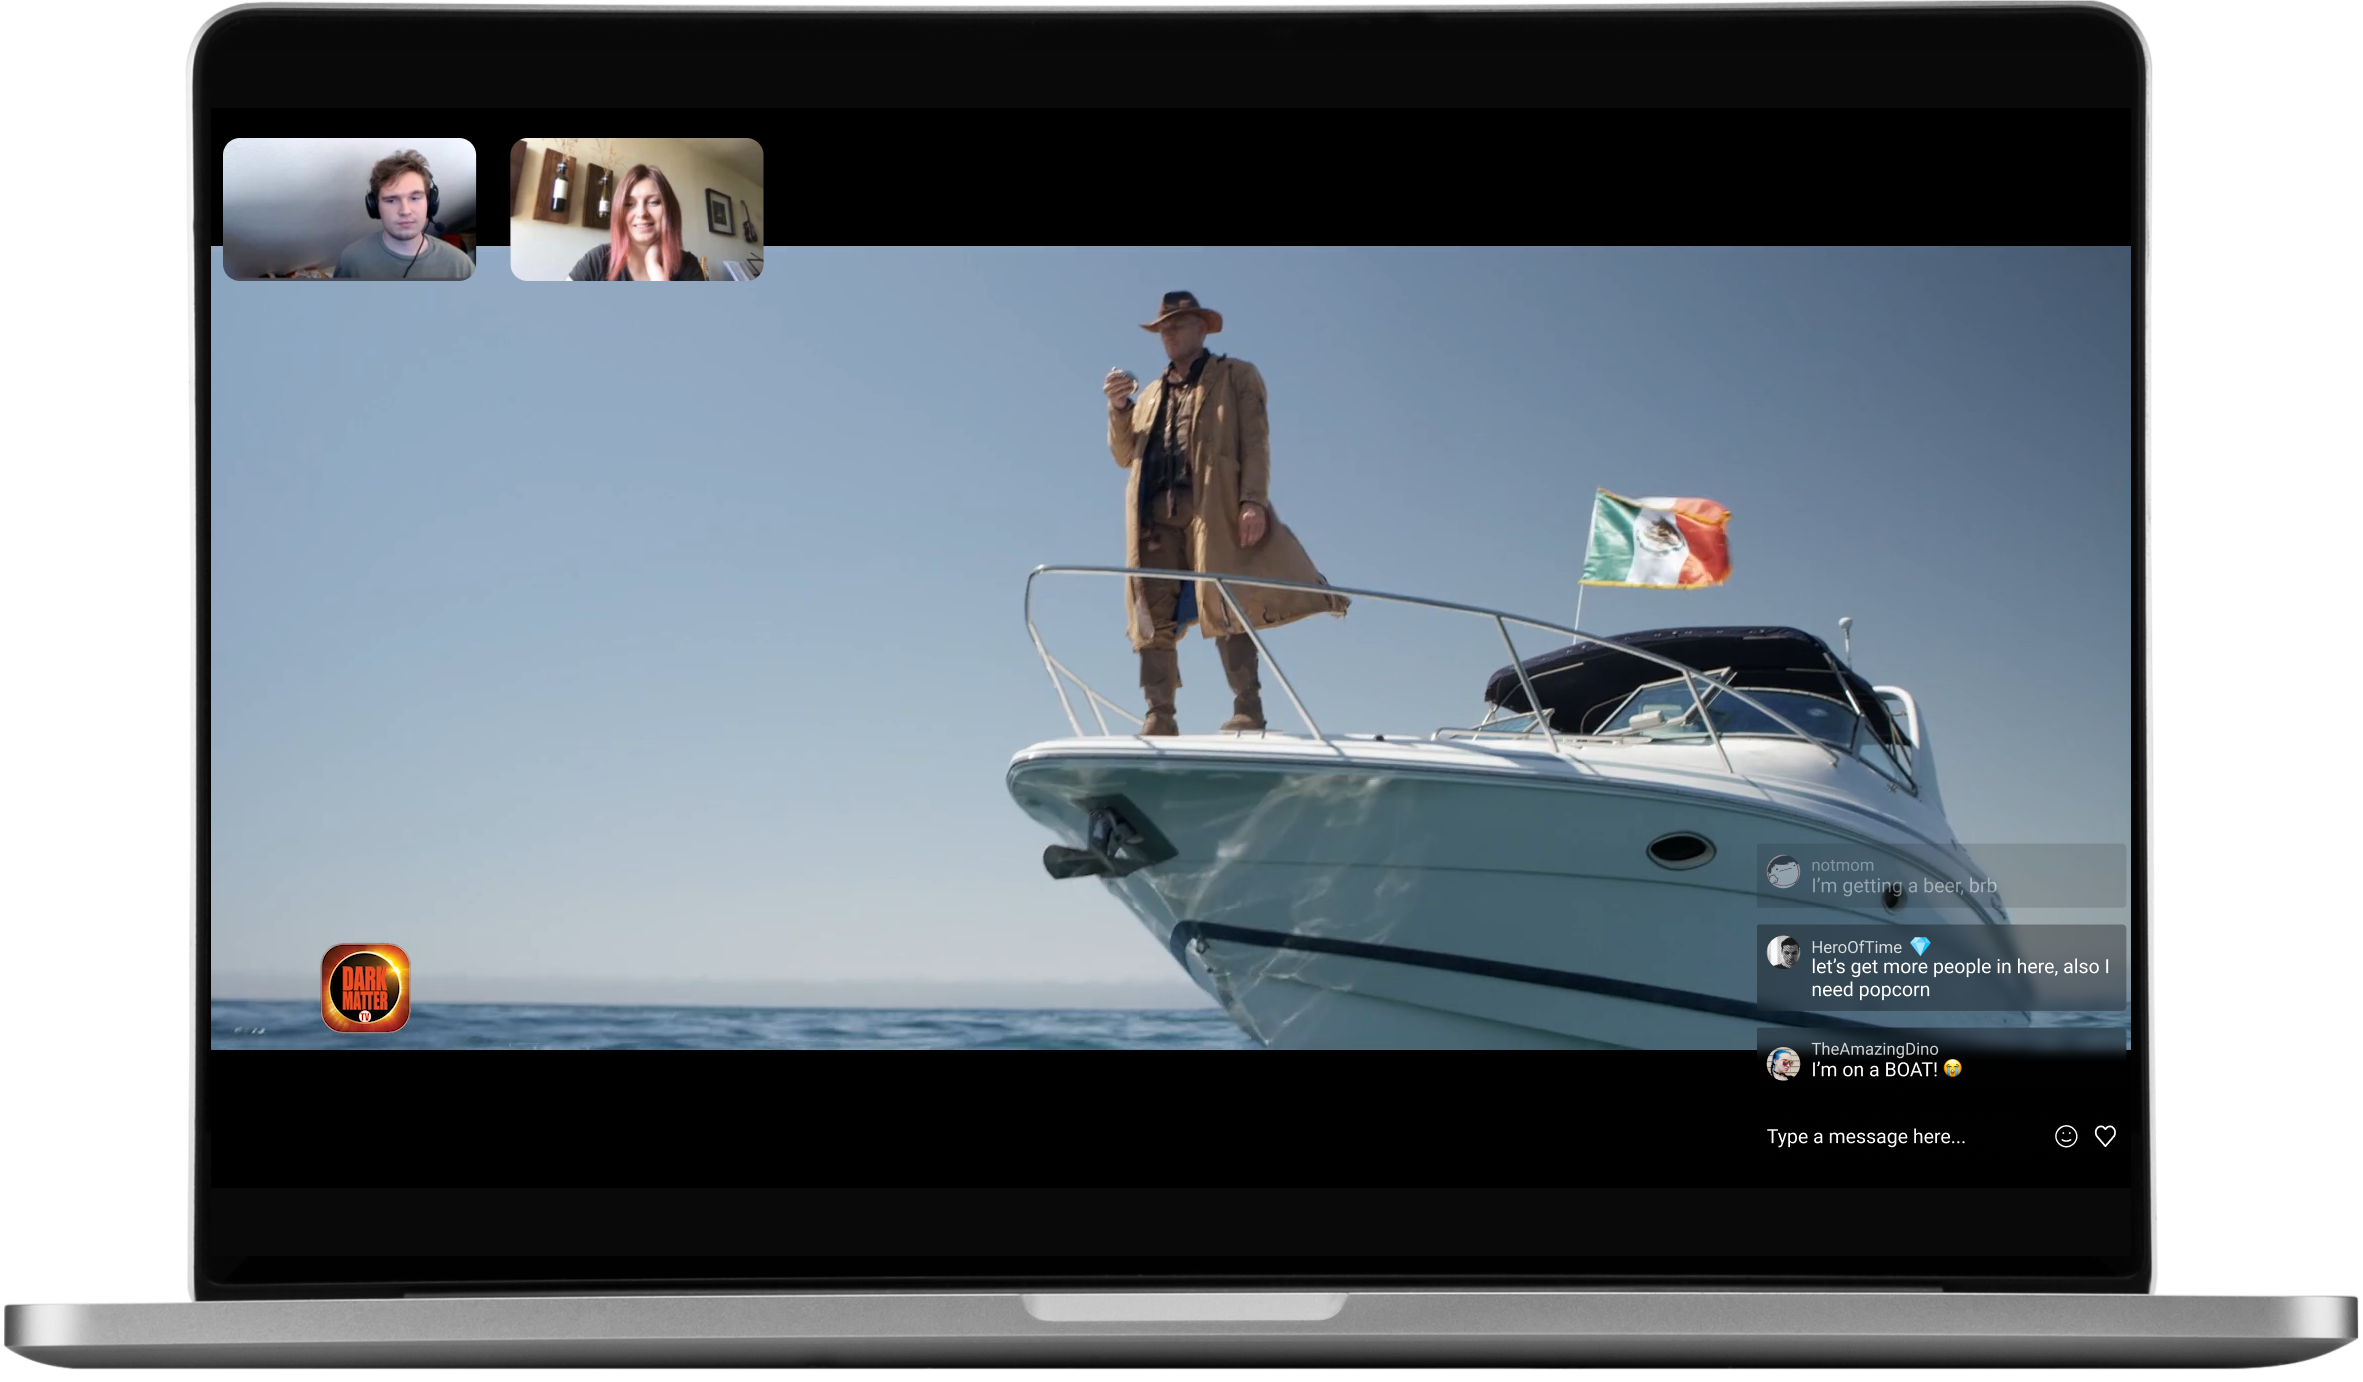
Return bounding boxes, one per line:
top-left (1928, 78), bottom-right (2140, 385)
top-left (1910, 936), bottom-right (1931, 956)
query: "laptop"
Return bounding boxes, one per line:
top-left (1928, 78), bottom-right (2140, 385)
top-left (6, 1), bottom-right (2355, 1367)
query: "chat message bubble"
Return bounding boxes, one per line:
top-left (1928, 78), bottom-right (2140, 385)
top-left (1754, 843), bottom-right (2127, 912)
top-left (1758, 925), bottom-right (2126, 1011)
top-left (1756, 1026), bottom-right (2126, 1110)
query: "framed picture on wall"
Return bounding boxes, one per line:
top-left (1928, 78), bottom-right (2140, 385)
top-left (706, 189), bottom-right (733, 235)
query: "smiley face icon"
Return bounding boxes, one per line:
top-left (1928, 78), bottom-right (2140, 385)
top-left (1943, 1058), bottom-right (1962, 1077)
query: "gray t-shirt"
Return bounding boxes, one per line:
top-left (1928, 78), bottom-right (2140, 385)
top-left (334, 233), bottom-right (474, 280)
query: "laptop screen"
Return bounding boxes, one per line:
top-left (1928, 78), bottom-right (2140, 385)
top-left (196, 9), bottom-right (2143, 1296)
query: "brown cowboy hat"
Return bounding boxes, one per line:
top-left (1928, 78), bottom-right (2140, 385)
top-left (1140, 290), bottom-right (1223, 334)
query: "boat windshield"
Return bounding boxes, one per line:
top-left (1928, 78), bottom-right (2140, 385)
top-left (1710, 687), bottom-right (1860, 747)
top-left (1594, 675), bottom-right (1916, 787)
top-left (1596, 678), bottom-right (1720, 740)
top-left (1600, 676), bottom-right (1861, 749)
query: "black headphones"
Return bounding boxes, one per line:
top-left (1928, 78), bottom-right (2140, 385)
top-left (364, 172), bottom-right (441, 220)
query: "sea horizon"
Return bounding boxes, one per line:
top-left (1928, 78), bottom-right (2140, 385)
top-left (211, 971), bottom-right (1219, 1011)
top-left (211, 998), bottom-right (1254, 1050)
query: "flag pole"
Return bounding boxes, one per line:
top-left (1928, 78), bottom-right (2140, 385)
top-left (1576, 489), bottom-right (1594, 644)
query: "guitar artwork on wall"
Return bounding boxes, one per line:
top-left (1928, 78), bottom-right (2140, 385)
top-left (739, 200), bottom-right (759, 244)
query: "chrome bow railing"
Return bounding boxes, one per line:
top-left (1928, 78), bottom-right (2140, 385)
top-left (1022, 565), bottom-right (1910, 781)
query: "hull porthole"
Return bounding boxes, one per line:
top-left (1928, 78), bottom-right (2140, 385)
top-left (1646, 832), bottom-right (1716, 871)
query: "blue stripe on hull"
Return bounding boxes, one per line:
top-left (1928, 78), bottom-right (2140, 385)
top-left (1168, 920), bottom-right (1884, 1031)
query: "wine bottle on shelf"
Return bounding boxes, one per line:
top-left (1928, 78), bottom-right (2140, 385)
top-left (596, 167), bottom-right (613, 219)
top-left (551, 156), bottom-right (571, 215)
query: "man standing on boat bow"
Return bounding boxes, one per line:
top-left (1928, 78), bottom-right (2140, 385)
top-left (1101, 291), bottom-right (1347, 735)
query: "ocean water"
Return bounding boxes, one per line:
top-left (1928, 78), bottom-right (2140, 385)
top-left (214, 1001), bottom-right (2128, 1051)
top-left (211, 1000), bottom-right (1259, 1050)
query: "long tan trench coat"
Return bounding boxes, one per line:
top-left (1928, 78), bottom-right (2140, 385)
top-left (1108, 353), bottom-right (1348, 650)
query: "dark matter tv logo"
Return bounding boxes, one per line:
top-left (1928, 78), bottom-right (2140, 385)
top-left (320, 944), bottom-right (410, 1033)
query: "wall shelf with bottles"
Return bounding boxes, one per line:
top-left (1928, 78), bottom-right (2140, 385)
top-left (581, 163), bottom-right (614, 231)
top-left (531, 147), bottom-right (571, 225)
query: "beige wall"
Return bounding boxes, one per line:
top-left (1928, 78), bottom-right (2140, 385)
top-left (510, 138), bottom-right (764, 281)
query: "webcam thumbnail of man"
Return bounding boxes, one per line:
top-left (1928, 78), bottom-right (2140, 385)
top-left (507, 139), bottom-right (764, 282)
top-left (221, 139), bottom-right (477, 281)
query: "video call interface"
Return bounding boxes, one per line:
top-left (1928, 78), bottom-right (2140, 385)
top-left (197, 41), bottom-right (2141, 1288)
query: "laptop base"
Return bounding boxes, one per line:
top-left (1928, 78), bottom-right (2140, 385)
top-left (10, 1292), bottom-right (2355, 1367)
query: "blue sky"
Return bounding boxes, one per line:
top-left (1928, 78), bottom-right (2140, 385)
top-left (208, 246), bottom-right (2131, 991)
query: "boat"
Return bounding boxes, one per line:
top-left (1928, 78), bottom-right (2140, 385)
top-left (1005, 564), bottom-right (2026, 1050)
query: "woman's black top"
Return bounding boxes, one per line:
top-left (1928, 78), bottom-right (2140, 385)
top-left (566, 244), bottom-right (709, 281)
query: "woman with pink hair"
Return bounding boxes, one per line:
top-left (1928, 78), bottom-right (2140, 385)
top-left (566, 164), bottom-right (706, 281)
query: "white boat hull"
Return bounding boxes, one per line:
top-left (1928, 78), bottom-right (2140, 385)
top-left (1008, 732), bottom-right (2022, 1050)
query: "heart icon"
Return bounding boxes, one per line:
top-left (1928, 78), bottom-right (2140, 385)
top-left (2094, 1125), bottom-right (2117, 1147)
top-left (1910, 936), bottom-right (1930, 956)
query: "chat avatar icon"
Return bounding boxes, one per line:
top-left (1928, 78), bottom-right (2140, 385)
top-left (1765, 855), bottom-right (1801, 889)
top-left (1767, 934), bottom-right (1801, 969)
top-left (1767, 1047), bottom-right (1802, 1081)
top-left (1943, 1058), bottom-right (1962, 1077)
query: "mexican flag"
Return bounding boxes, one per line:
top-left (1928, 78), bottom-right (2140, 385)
top-left (1581, 490), bottom-right (1732, 588)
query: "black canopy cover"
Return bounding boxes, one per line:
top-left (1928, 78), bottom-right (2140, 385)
top-left (1483, 625), bottom-right (1902, 742)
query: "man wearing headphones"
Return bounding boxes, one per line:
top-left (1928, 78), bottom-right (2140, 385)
top-left (335, 149), bottom-right (472, 280)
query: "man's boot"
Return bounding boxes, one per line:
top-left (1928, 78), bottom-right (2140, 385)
top-left (1139, 647), bottom-right (1180, 736)
top-left (1216, 634), bottom-right (1265, 732)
